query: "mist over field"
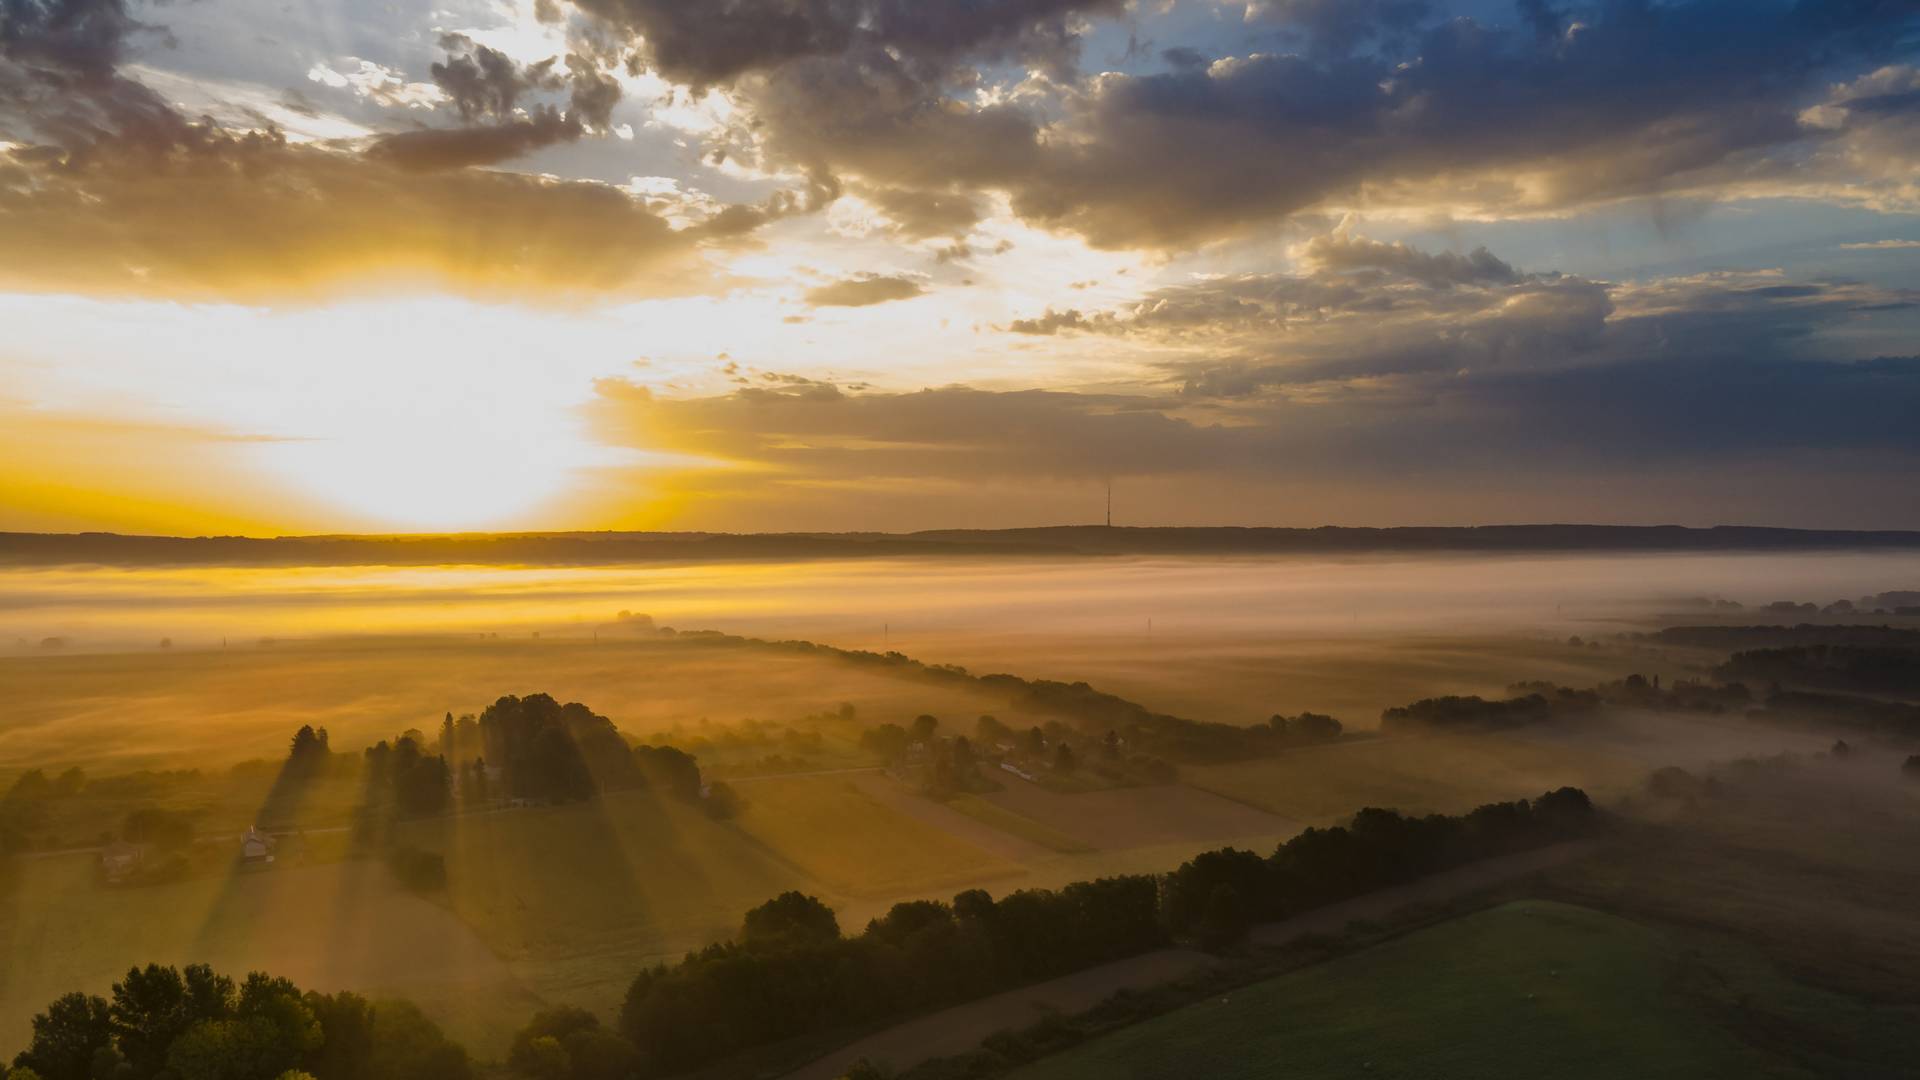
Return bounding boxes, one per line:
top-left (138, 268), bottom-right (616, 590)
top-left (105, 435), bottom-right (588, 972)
top-left (5, 0), bottom-right (1920, 1072)
top-left (3, 550), bottom-right (1912, 763)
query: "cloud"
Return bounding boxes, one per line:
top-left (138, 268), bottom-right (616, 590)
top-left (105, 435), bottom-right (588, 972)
top-left (571, 0), bottom-right (1920, 250)
top-left (1006, 308), bottom-right (1096, 335)
top-left (359, 37), bottom-right (630, 172)
top-left (1840, 238), bottom-right (1920, 250)
top-left (1003, 231), bottom-right (1917, 397)
top-left (570, 0), bottom-right (1123, 90)
top-left (803, 273), bottom-right (925, 306)
top-left (584, 327), bottom-right (1920, 527)
top-left (367, 107), bottom-right (582, 170)
top-left (1247, 0), bottom-right (1431, 58)
top-left (0, 0), bottom-right (715, 302)
top-left (861, 185), bottom-right (987, 239)
top-left (1299, 231), bottom-right (1520, 288)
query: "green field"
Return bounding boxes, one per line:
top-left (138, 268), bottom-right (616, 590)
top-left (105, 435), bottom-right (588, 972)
top-left (1007, 901), bottom-right (1896, 1080)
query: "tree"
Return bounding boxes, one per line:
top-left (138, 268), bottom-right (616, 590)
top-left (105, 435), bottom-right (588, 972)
top-left (508, 1008), bottom-right (597, 1078)
top-left (12, 992), bottom-right (112, 1080)
top-left (365, 1000), bottom-right (472, 1080)
top-left (123, 807), bottom-right (195, 852)
top-left (507, 1007), bottom-right (638, 1080)
top-left (1292, 713), bottom-right (1343, 740)
top-left (1196, 883), bottom-right (1250, 950)
top-left (702, 780), bottom-right (742, 820)
top-left (302, 992), bottom-right (373, 1080)
top-left (858, 724), bottom-right (909, 761)
top-left (111, 965), bottom-right (201, 1075)
top-left (289, 726), bottom-right (330, 767)
top-left (1904, 755), bottom-right (1920, 779)
top-left (908, 714), bottom-right (939, 744)
top-left (1052, 744), bottom-right (1077, 774)
top-left (467, 759), bottom-right (491, 807)
top-left (975, 715), bottom-right (1011, 744)
top-left (6, 769), bottom-right (52, 802)
top-left (742, 892), bottom-right (840, 950)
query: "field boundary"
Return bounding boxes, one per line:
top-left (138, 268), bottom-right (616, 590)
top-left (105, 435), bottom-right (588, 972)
top-left (781, 840), bottom-right (1599, 1080)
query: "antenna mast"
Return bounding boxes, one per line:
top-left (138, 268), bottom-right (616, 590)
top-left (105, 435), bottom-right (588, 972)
top-left (1105, 480), bottom-right (1112, 528)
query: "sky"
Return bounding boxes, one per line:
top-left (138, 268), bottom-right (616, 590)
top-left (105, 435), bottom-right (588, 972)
top-left (0, 0), bottom-right (1916, 535)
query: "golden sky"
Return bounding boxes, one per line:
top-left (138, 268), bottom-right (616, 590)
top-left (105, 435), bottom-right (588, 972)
top-left (2, 0), bottom-right (1918, 533)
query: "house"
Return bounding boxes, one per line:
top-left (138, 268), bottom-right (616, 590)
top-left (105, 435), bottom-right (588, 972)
top-left (100, 841), bottom-right (149, 884)
top-left (239, 826), bottom-right (276, 865)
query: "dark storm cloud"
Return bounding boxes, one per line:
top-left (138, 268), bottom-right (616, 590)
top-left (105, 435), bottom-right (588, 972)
top-left (430, 36), bottom-right (558, 122)
top-left (1247, 0), bottom-right (1432, 58)
top-left (0, 0), bottom-right (191, 151)
top-left (569, 0), bottom-right (1122, 89)
top-left (1008, 1), bottom-right (1919, 246)
top-left (572, 0), bottom-right (1919, 249)
top-left (803, 273), bottom-right (926, 307)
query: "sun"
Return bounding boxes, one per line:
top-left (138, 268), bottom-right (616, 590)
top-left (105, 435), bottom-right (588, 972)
top-left (248, 423), bottom-right (623, 533)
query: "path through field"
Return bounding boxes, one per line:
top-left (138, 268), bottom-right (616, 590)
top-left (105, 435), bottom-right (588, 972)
top-left (782, 841), bottom-right (1598, 1080)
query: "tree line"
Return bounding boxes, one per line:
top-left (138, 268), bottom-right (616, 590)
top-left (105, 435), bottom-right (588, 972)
top-left (10, 785), bottom-right (1596, 1080)
top-left (607, 787), bottom-right (1597, 1077)
top-left (662, 630), bottom-right (1346, 764)
top-left (8, 964), bottom-right (470, 1080)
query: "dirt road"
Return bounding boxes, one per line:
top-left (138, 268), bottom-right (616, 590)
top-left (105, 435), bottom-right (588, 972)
top-left (782, 840), bottom-right (1598, 1080)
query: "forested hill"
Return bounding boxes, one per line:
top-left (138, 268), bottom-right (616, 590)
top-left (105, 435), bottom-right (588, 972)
top-left (5, 524), bottom-right (1920, 567)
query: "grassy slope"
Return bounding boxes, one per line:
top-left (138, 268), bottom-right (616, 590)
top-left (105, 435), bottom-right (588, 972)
top-left (1007, 901), bottom-right (1822, 1080)
top-left (0, 635), bottom-right (1014, 774)
top-left (1183, 733), bottom-right (1646, 824)
top-left (732, 775), bottom-right (1021, 896)
top-left (0, 853), bottom-right (541, 1060)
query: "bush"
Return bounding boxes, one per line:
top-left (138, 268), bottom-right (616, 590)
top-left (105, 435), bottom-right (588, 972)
top-left (384, 846), bottom-right (446, 893)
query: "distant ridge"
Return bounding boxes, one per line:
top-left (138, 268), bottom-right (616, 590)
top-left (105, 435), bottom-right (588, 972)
top-left (3, 524), bottom-right (1920, 567)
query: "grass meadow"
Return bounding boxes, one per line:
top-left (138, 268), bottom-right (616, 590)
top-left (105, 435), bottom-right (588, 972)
top-left (1007, 901), bottom-right (1868, 1080)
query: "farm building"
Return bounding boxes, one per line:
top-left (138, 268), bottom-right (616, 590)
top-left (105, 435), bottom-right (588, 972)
top-left (100, 841), bottom-right (149, 884)
top-left (239, 826), bottom-right (276, 864)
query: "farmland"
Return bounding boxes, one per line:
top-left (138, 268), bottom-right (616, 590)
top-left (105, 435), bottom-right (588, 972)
top-left (1006, 901), bottom-right (1879, 1080)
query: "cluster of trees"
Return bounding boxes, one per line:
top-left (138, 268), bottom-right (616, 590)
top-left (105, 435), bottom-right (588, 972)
top-left (1716, 644), bottom-right (1920, 698)
top-left (665, 630), bottom-right (1346, 765)
top-left (8, 964), bottom-right (470, 1080)
top-left (1159, 788), bottom-right (1597, 946)
top-left (120, 808), bottom-right (195, 852)
top-left (1649, 624), bottom-right (1920, 650)
top-left (363, 736), bottom-right (450, 820)
top-left (1379, 692), bottom-right (1562, 731)
top-left (600, 787), bottom-right (1596, 1077)
top-left (1, 767), bottom-right (86, 854)
top-left (862, 714), bottom-right (1182, 795)
top-left (1751, 690), bottom-right (1920, 739)
top-left (861, 716), bottom-right (999, 798)
top-left (614, 879), bottom-right (1162, 1076)
top-left (471, 695), bottom-right (707, 807)
top-left (1383, 673), bottom-right (1770, 733)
